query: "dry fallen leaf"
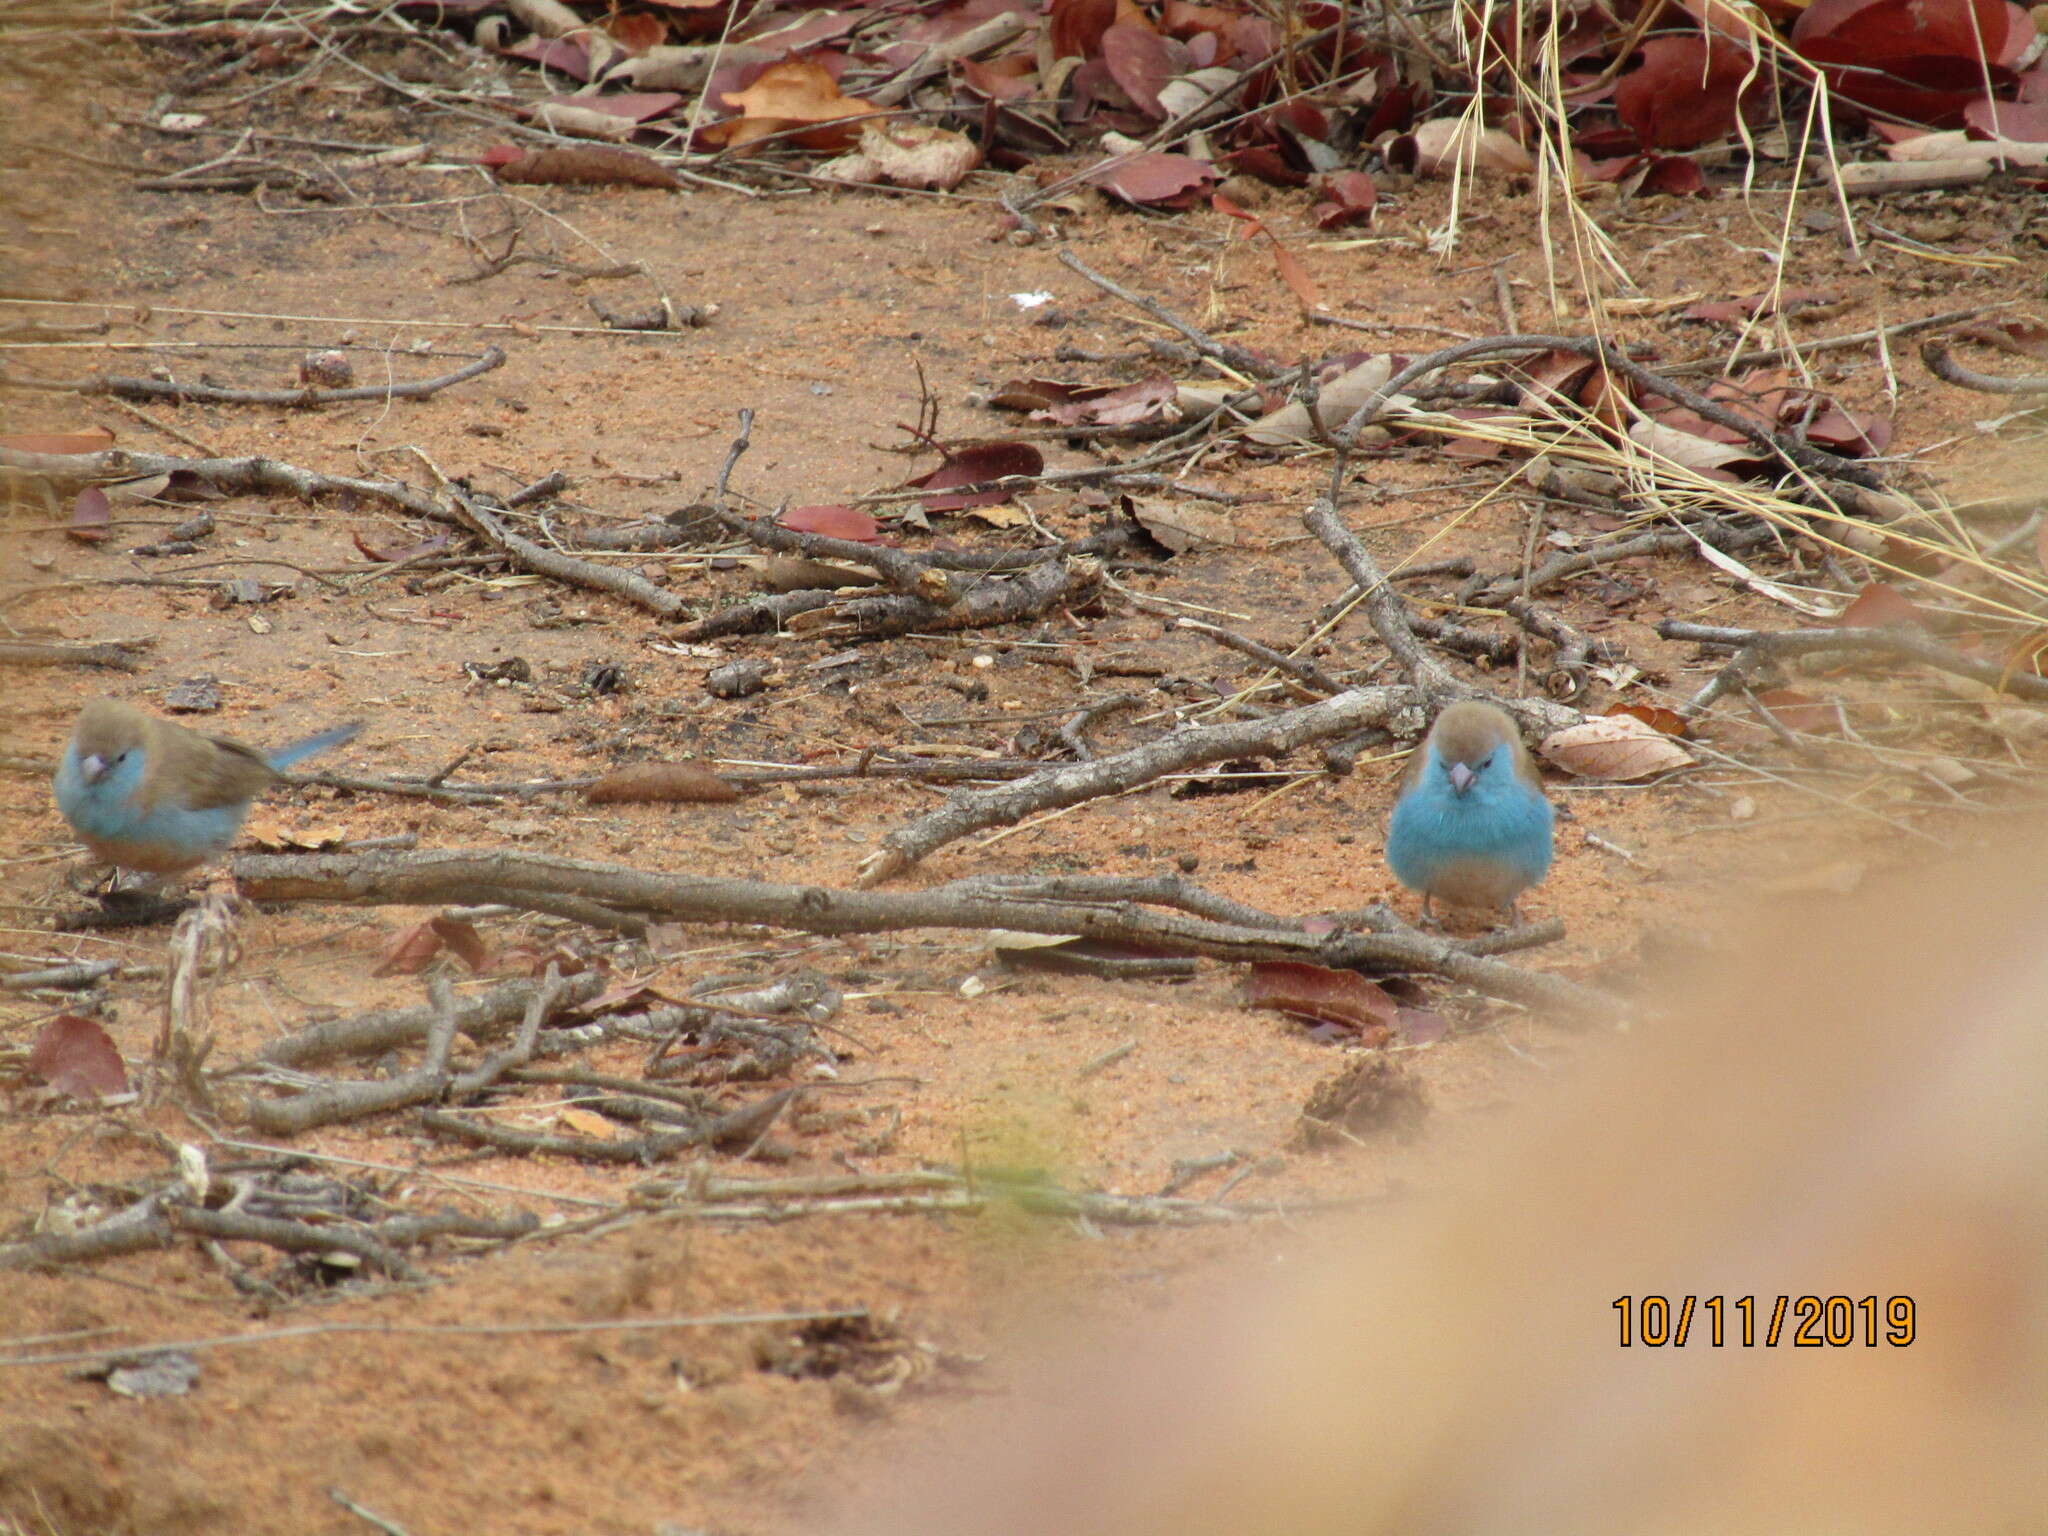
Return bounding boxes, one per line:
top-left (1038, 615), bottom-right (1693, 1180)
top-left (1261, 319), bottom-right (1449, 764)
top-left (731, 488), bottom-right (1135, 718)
top-left (27, 1014), bottom-right (130, 1101)
top-left (487, 144), bottom-right (682, 188)
top-left (1128, 500), bottom-right (1239, 551)
top-left (707, 58), bottom-right (879, 150)
top-left (555, 1106), bottom-right (618, 1139)
top-left (1539, 716), bottom-right (1694, 780)
top-left (1245, 961), bottom-right (1399, 1042)
top-left (818, 122), bottom-right (981, 190)
top-left (1400, 117), bottom-right (1534, 177)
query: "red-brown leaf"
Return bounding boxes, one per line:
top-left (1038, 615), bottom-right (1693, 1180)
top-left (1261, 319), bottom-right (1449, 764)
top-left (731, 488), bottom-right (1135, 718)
top-left (1087, 151), bottom-right (1218, 206)
top-left (1603, 702), bottom-right (1691, 737)
top-left (491, 146), bottom-right (683, 188)
top-left (1755, 688), bottom-right (1845, 734)
top-left (1835, 582), bottom-right (1928, 629)
top-left (27, 1014), bottom-right (130, 1100)
top-left (780, 504), bottom-right (881, 541)
top-left (1039, 376), bottom-right (1177, 427)
top-left (1100, 22), bottom-right (1187, 117)
top-left (1049, 0), bottom-right (1116, 60)
top-left (1615, 36), bottom-right (1755, 150)
top-left (1310, 170), bottom-right (1377, 228)
top-left (1246, 961), bottom-right (1400, 1035)
top-left (68, 486), bottom-right (111, 543)
top-left (353, 530), bottom-right (451, 563)
top-left (375, 920), bottom-right (450, 977)
top-left (429, 915), bottom-right (490, 972)
top-left (908, 441), bottom-right (1044, 511)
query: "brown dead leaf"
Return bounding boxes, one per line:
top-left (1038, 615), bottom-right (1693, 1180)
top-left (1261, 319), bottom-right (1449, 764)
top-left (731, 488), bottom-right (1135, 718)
top-left (780, 504), bottom-right (882, 541)
top-left (1128, 500), bottom-right (1239, 551)
top-left (1755, 688), bottom-right (1845, 735)
top-left (27, 1014), bottom-right (130, 1101)
top-left (706, 58), bottom-right (878, 150)
top-left (1397, 117), bottom-right (1534, 176)
top-left (907, 441), bottom-right (1044, 512)
top-left (819, 121), bottom-right (981, 190)
top-left (1246, 961), bottom-right (1398, 1043)
top-left (68, 486), bottom-right (111, 543)
top-left (1834, 582), bottom-right (1928, 629)
top-left (1539, 716), bottom-right (1694, 779)
top-left (1603, 702), bottom-right (1690, 737)
top-left (555, 1106), bottom-right (618, 1139)
top-left (1085, 151), bottom-right (1218, 206)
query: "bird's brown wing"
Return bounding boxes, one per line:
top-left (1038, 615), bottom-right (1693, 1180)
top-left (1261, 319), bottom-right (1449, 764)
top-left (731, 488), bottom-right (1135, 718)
top-left (138, 718), bottom-right (277, 813)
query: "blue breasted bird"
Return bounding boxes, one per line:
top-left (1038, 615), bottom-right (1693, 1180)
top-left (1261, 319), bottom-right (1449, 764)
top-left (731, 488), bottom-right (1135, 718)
top-left (54, 698), bottom-right (361, 876)
top-left (1385, 700), bottom-right (1553, 924)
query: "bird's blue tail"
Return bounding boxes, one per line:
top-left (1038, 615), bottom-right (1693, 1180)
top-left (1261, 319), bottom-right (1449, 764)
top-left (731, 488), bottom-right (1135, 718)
top-left (267, 721), bottom-right (364, 770)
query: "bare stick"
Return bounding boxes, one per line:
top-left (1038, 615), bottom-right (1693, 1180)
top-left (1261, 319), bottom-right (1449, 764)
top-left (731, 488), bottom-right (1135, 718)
top-left (258, 972), bottom-right (607, 1069)
top-left (1057, 250), bottom-right (1273, 377)
top-left (0, 1308), bottom-right (871, 1369)
top-left (1666, 304), bottom-right (2006, 376)
top-left (1659, 619), bottom-right (2048, 711)
top-left (0, 638), bottom-right (153, 669)
top-left (1177, 618), bottom-right (1344, 695)
top-left (679, 554), bottom-right (1088, 643)
top-left (1304, 496), bottom-right (1463, 698)
top-left (226, 847), bottom-right (1616, 1017)
top-left (716, 510), bottom-right (960, 605)
top-left (421, 1085), bottom-right (798, 1163)
top-left (0, 347), bottom-right (505, 407)
top-left (1919, 339), bottom-right (2048, 396)
top-left (1322, 333), bottom-right (1886, 493)
top-left (447, 487), bottom-right (686, 619)
top-left (855, 685), bottom-right (1425, 883)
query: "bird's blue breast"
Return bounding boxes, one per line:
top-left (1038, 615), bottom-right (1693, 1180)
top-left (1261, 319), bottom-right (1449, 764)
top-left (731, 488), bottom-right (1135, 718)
top-left (1387, 768), bottom-right (1553, 903)
top-left (54, 746), bottom-right (245, 868)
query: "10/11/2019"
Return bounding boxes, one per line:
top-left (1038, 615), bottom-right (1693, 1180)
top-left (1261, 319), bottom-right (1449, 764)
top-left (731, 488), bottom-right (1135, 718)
top-left (1613, 1295), bottom-right (1916, 1347)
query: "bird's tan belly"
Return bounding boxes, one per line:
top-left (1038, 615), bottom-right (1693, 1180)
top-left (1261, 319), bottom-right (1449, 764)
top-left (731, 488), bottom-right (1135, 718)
top-left (78, 830), bottom-right (207, 875)
top-left (1420, 855), bottom-right (1528, 909)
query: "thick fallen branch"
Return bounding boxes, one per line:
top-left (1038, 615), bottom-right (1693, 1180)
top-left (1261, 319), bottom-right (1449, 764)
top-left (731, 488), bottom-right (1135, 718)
top-left (1323, 332), bottom-right (1887, 494)
top-left (1304, 496), bottom-right (1461, 697)
top-left (629, 1166), bottom-right (1355, 1226)
top-left (716, 509), bottom-right (961, 604)
top-left (1469, 519), bottom-right (1779, 605)
top-left (0, 1187), bottom-right (536, 1278)
top-left (0, 347), bottom-right (505, 407)
top-left (227, 846), bottom-right (1620, 1019)
top-left (0, 447), bottom-right (459, 522)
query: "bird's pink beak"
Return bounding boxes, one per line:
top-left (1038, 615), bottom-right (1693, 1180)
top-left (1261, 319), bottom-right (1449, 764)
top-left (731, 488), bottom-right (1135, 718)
top-left (80, 753), bottom-right (110, 786)
top-left (1447, 761), bottom-right (1475, 796)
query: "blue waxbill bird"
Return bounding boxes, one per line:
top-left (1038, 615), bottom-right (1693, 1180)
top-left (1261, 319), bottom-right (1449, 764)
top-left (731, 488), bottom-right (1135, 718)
top-left (1385, 700), bottom-right (1553, 924)
top-left (54, 699), bottom-right (361, 876)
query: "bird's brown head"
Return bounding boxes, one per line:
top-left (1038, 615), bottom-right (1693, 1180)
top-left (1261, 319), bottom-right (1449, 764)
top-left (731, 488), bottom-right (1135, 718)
top-left (69, 699), bottom-right (150, 786)
top-left (1425, 701), bottom-right (1523, 796)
